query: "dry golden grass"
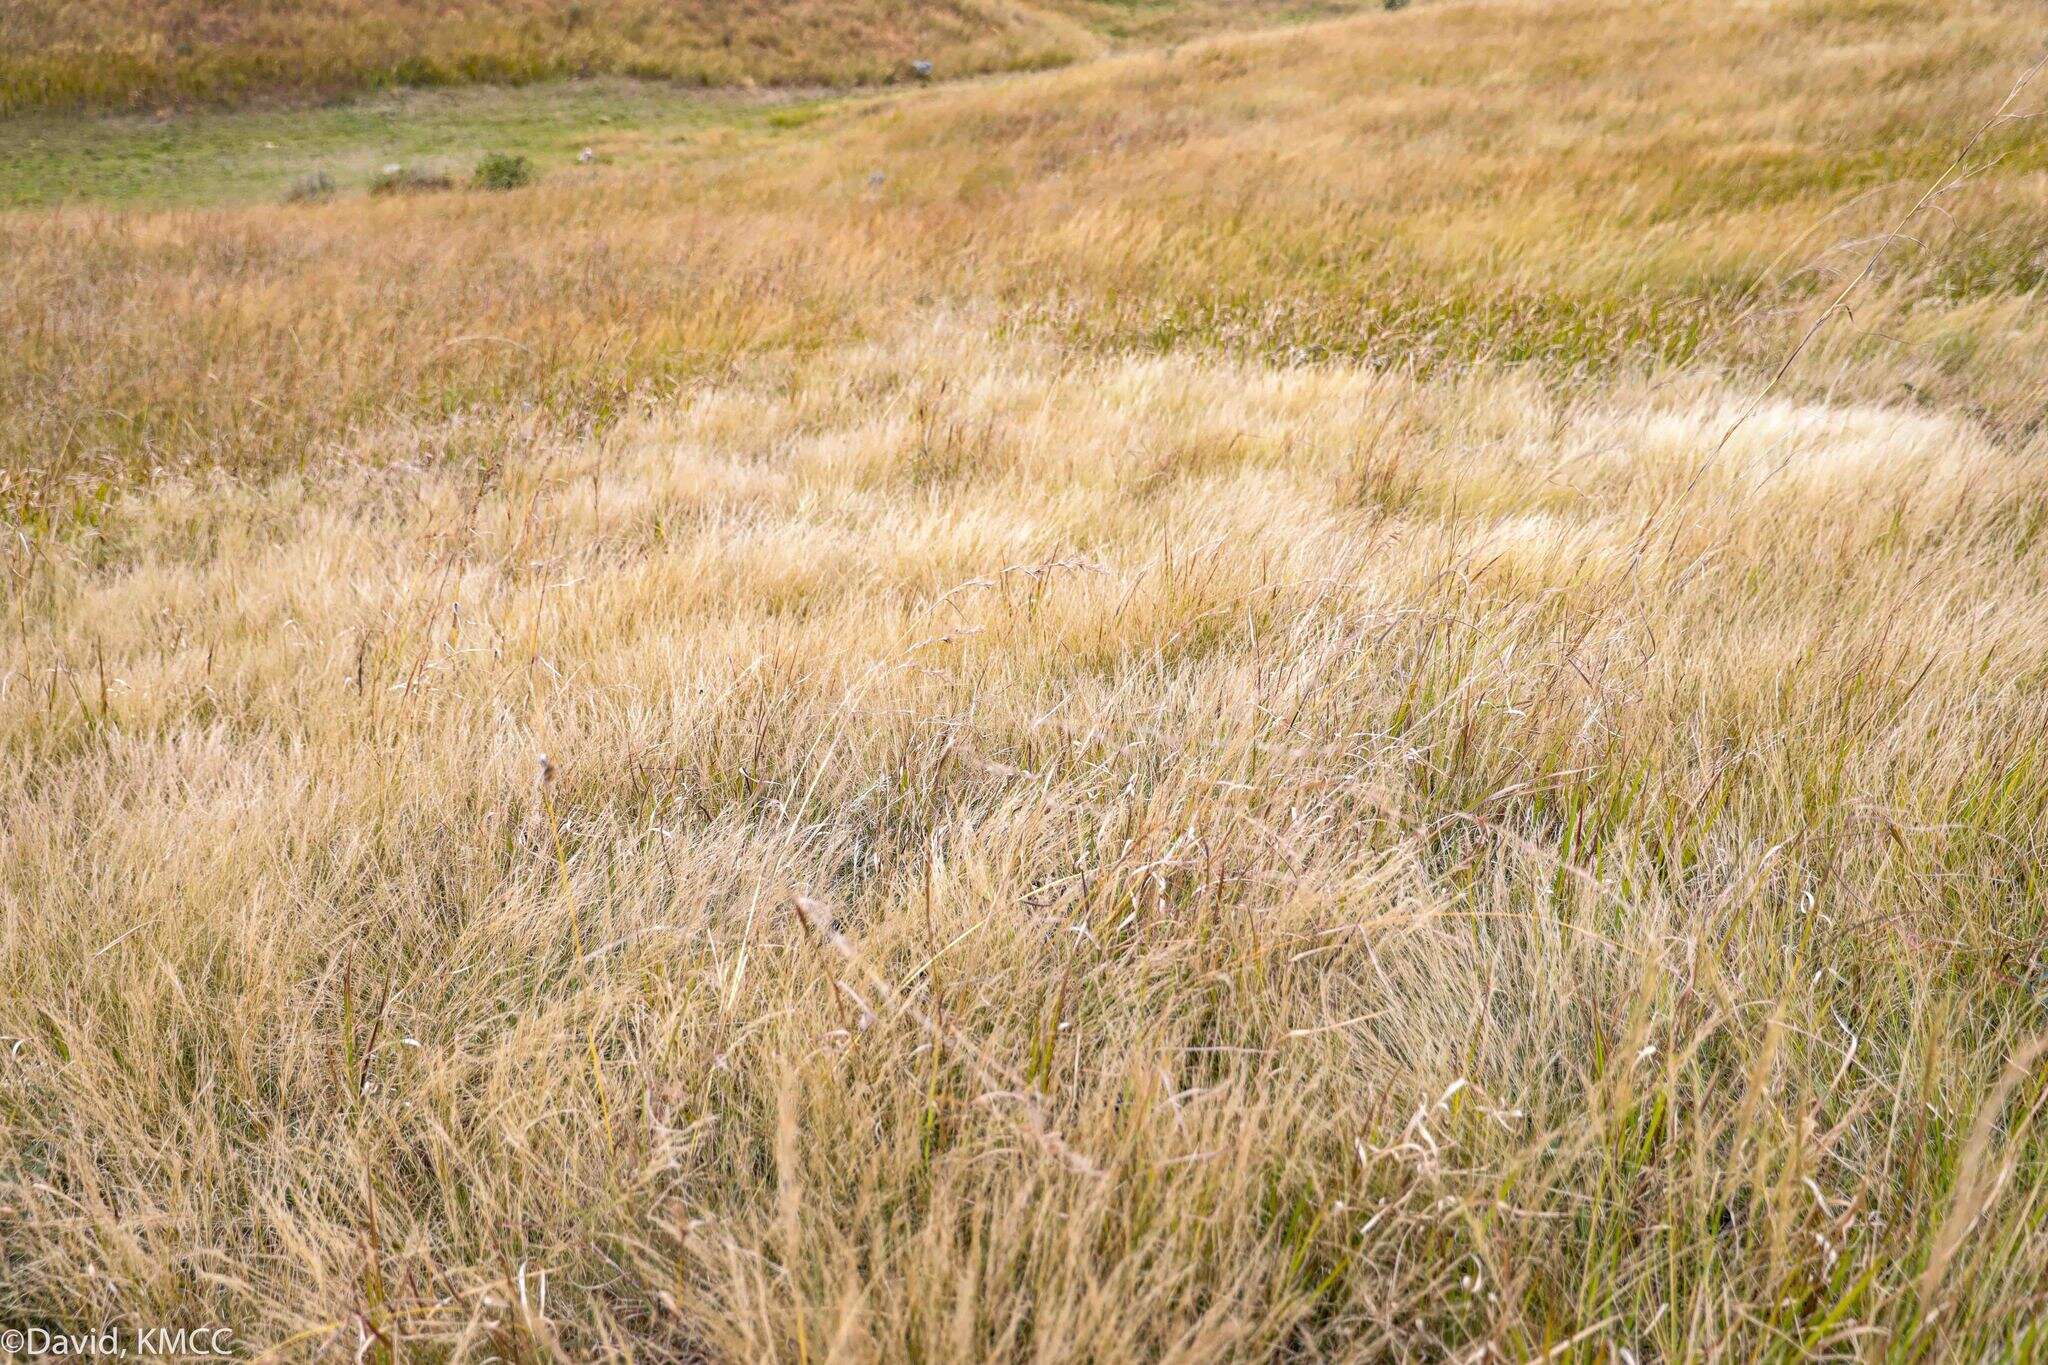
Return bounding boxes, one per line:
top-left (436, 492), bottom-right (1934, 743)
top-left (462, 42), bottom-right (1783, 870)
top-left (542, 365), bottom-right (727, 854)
top-left (6, 0), bottom-right (2048, 1358)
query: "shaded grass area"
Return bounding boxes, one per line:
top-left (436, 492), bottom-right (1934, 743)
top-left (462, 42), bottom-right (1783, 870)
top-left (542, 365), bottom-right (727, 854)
top-left (0, 0), bottom-right (1383, 116)
top-left (0, 0), bottom-right (1095, 116)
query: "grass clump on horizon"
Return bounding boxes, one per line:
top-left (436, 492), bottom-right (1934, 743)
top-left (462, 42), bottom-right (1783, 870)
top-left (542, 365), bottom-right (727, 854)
top-left (5, 0), bottom-right (2048, 1358)
top-left (367, 161), bottom-right (455, 194)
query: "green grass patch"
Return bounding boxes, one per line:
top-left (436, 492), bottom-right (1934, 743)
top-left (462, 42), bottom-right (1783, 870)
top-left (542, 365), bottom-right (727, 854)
top-left (0, 78), bottom-right (830, 208)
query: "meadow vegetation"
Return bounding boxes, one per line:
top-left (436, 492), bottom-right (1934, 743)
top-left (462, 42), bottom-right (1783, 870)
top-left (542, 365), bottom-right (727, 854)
top-left (0, 0), bottom-right (1368, 115)
top-left (5, 0), bottom-right (2048, 1358)
top-left (0, 80), bottom-right (809, 209)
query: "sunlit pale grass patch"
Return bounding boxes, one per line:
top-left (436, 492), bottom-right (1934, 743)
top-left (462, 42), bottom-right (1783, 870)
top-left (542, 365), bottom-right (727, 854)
top-left (8, 302), bottom-right (2048, 1352)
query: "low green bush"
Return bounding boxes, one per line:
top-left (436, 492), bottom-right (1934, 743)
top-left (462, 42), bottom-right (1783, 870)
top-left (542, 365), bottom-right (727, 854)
top-left (472, 151), bottom-right (534, 191)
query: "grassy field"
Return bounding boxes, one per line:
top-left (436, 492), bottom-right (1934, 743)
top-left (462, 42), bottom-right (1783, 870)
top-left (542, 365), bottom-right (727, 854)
top-left (6, 0), bottom-right (2048, 1358)
top-left (0, 80), bottom-right (828, 208)
top-left (0, 0), bottom-right (1368, 115)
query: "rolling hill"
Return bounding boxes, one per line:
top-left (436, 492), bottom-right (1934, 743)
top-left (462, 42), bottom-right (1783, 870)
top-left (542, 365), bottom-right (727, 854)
top-left (0, 0), bottom-right (1369, 113)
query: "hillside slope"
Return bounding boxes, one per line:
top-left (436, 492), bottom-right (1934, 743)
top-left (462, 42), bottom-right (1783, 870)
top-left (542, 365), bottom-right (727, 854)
top-left (0, 0), bottom-right (1370, 114)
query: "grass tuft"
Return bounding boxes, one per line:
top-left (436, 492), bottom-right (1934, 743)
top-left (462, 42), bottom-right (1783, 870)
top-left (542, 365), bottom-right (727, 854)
top-left (368, 161), bottom-right (455, 194)
top-left (470, 149), bottom-right (533, 190)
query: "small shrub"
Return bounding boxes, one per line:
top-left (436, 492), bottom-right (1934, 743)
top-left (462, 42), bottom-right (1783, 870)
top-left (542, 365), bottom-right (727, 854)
top-left (472, 152), bottom-right (535, 191)
top-left (369, 163), bottom-right (455, 196)
top-left (282, 170), bottom-right (335, 203)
